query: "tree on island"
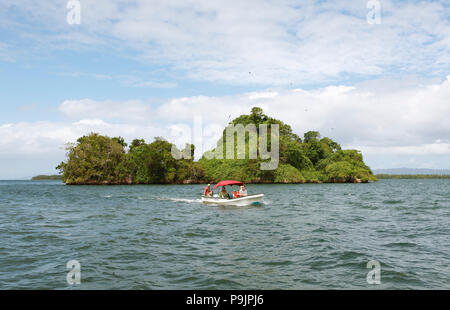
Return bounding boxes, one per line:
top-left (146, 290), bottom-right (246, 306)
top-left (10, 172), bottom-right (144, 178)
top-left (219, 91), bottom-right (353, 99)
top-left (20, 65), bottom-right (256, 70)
top-left (57, 107), bottom-right (377, 185)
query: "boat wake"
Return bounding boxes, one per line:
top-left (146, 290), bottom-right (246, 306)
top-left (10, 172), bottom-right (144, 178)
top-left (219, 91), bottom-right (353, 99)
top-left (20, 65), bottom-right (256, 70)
top-left (157, 197), bottom-right (202, 204)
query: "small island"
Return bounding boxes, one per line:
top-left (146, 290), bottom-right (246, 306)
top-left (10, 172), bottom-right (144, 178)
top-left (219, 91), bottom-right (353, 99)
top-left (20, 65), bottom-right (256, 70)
top-left (57, 107), bottom-right (378, 185)
top-left (31, 175), bottom-right (63, 181)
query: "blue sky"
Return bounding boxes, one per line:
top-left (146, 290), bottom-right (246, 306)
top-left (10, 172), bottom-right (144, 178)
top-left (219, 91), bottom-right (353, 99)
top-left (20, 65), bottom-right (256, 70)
top-left (0, 0), bottom-right (450, 179)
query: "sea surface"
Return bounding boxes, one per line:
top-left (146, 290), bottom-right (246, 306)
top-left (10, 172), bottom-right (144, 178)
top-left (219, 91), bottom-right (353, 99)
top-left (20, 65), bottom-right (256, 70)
top-left (0, 179), bottom-right (449, 290)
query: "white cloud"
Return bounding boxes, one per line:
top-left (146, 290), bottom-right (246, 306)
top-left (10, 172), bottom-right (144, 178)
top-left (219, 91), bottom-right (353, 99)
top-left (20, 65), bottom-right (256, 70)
top-left (1, 0), bottom-right (449, 85)
top-left (248, 91), bottom-right (279, 100)
top-left (59, 99), bottom-right (153, 122)
top-left (0, 119), bottom-right (166, 159)
top-left (359, 143), bottom-right (450, 156)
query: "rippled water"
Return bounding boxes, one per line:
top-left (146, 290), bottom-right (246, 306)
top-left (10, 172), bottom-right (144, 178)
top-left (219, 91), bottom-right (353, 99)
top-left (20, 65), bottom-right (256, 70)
top-left (0, 179), bottom-right (449, 289)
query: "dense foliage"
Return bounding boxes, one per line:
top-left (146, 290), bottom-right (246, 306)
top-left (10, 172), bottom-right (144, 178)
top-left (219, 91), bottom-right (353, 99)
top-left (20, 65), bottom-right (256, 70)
top-left (57, 134), bottom-right (204, 185)
top-left (57, 107), bottom-right (377, 184)
top-left (198, 107), bottom-right (376, 183)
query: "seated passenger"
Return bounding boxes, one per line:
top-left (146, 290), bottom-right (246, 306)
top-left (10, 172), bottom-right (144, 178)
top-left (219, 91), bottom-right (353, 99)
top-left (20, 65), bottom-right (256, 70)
top-left (239, 185), bottom-right (248, 197)
top-left (203, 184), bottom-right (213, 197)
top-left (218, 186), bottom-right (230, 199)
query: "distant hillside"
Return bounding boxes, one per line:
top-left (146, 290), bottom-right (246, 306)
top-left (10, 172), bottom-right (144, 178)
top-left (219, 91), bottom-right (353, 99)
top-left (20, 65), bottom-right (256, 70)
top-left (32, 175), bottom-right (63, 181)
top-left (373, 168), bottom-right (450, 175)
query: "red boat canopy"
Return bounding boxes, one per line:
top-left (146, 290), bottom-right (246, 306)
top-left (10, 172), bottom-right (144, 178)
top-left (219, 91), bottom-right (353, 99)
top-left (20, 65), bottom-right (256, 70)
top-left (213, 180), bottom-right (244, 190)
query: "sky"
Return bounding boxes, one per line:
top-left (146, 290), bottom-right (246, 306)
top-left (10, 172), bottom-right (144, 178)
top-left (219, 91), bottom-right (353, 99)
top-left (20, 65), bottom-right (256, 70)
top-left (0, 0), bottom-right (449, 179)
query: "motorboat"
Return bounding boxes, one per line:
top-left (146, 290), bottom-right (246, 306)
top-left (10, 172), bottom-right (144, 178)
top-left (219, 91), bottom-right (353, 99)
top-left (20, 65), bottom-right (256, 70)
top-left (201, 193), bottom-right (265, 206)
top-left (201, 180), bottom-right (264, 206)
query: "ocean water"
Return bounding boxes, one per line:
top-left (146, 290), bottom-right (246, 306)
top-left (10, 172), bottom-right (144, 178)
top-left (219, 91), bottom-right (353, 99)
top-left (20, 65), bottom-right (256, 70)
top-left (0, 179), bottom-right (449, 290)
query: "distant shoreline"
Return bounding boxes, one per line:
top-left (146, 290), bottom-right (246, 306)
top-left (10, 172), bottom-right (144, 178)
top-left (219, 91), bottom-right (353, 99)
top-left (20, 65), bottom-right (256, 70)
top-left (31, 175), bottom-right (63, 181)
top-left (373, 168), bottom-right (450, 175)
top-left (375, 174), bottom-right (450, 179)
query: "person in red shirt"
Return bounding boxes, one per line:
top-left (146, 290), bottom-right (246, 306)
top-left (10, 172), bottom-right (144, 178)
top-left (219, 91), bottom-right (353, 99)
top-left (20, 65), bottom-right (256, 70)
top-left (203, 184), bottom-right (212, 197)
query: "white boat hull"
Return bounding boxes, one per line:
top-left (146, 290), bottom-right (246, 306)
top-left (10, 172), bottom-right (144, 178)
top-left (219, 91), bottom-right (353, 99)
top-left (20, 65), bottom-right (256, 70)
top-left (201, 194), bottom-right (264, 206)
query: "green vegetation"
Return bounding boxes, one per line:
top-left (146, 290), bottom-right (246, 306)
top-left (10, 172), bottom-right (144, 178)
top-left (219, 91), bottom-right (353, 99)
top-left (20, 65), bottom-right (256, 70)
top-left (198, 107), bottom-right (376, 184)
top-left (376, 174), bottom-right (450, 179)
top-left (57, 107), bottom-right (377, 185)
top-left (31, 175), bottom-right (63, 181)
top-left (57, 134), bottom-right (204, 185)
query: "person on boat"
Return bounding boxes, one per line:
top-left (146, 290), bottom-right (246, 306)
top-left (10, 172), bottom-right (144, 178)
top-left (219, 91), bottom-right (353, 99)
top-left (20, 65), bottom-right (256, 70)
top-left (203, 184), bottom-right (213, 197)
top-left (239, 185), bottom-right (248, 197)
top-left (218, 186), bottom-right (230, 199)
top-left (232, 190), bottom-right (240, 199)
